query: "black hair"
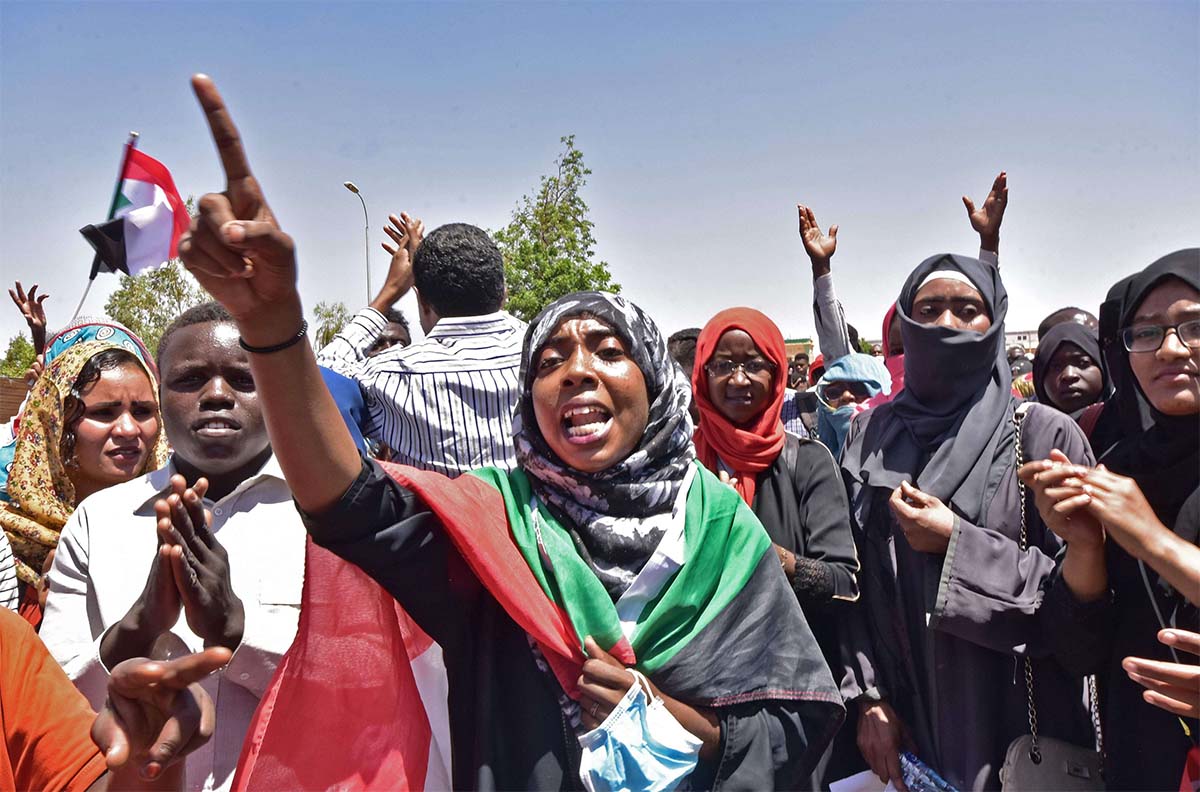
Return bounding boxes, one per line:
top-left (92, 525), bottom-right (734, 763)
top-left (157, 302), bottom-right (235, 369)
top-left (793, 351), bottom-right (809, 363)
top-left (667, 328), bottom-right (701, 375)
top-left (846, 324), bottom-right (862, 352)
top-left (60, 348), bottom-right (147, 462)
top-left (1037, 306), bottom-right (1099, 340)
top-left (412, 224), bottom-right (505, 318)
top-left (383, 308), bottom-right (410, 331)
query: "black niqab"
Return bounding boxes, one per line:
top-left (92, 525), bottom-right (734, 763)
top-left (843, 253), bottom-right (1014, 524)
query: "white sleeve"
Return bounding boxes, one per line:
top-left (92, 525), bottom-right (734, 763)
top-left (316, 307), bottom-right (389, 376)
top-left (0, 530), bottom-right (18, 611)
top-left (39, 505), bottom-right (111, 709)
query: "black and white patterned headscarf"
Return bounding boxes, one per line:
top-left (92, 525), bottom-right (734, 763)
top-left (513, 291), bottom-right (696, 599)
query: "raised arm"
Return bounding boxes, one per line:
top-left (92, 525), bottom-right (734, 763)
top-left (962, 171), bottom-right (1007, 255)
top-left (177, 75), bottom-right (360, 514)
top-left (797, 204), bottom-right (853, 361)
top-left (8, 281), bottom-right (49, 356)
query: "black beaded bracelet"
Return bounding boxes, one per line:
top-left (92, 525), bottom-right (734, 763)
top-left (238, 320), bottom-right (308, 354)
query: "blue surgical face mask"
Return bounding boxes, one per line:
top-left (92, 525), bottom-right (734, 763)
top-left (578, 670), bottom-right (703, 792)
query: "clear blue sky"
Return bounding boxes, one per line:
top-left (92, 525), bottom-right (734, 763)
top-left (2, 1), bottom-right (1196, 350)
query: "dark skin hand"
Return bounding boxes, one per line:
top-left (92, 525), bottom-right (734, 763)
top-left (157, 475), bottom-right (245, 650)
top-left (962, 171), bottom-right (1007, 254)
top-left (370, 212), bottom-right (424, 313)
top-left (577, 637), bottom-right (721, 761)
top-left (857, 699), bottom-right (912, 792)
top-left (101, 477), bottom-right (244, 669)
top-left (89, 646), bottom-right (230, 791)
top-left (9, 280), bottom-right (49, 355)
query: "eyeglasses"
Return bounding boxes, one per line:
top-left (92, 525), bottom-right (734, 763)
top-left (1120, 319), bottom-right (1200, 353)
top-left (821, 381), bottom-right (871, 402)
top-left (704, 358), bottom-right (776, 379)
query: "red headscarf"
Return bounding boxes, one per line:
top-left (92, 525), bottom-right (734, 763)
top-left (691, 307), bottom-right (788, 506)
top-left (866, 303), bottom-right (905, 410)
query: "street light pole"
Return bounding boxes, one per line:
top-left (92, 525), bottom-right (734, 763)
top-left (343, 181), bottom-right (371, 302)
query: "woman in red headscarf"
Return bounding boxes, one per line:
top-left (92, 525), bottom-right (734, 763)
top-left (692, 307), bottom-right (863, 788)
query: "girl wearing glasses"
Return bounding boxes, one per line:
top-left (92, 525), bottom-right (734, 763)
top-left (691, 307), bottom-right (862, 789)
top-left (1024, 248), bottom-right (1200, 791)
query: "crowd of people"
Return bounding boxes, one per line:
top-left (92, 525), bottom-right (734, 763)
top-left (0, 74), bottom-right (1196, 792)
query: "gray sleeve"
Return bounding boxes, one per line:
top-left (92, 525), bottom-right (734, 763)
top-left (929, 405), bottom-right (1098, 657)
top-left (813, 273), bottom-right (853, 361)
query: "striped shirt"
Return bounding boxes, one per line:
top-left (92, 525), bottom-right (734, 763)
top-left (318, 308), bottom-right (526, 477)
top-left (0, 530), bottom-right (16, 611)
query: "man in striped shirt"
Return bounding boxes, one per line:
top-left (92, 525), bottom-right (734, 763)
top-left (319, 216), bottom-right (525, 478)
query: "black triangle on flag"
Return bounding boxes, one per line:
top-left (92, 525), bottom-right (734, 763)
top-left (79, 217), bottom-right (130, 278)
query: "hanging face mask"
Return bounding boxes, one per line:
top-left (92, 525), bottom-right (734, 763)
top-left (578, 670), bottom-right (703, 792)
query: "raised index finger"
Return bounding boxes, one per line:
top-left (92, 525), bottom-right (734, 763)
top-left (191, 74), bottom-right (253, 186)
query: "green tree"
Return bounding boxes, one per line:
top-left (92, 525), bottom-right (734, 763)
top-left (0, 335), bottom-right (35, 378)
top-left (102, 197), bottom-right (207, 356)
top-left (313, 301), bottom-right (351, 349)
top-left (493, 135), bottom-right (619, 321)
top-left (103, 263), bottom-right (208, 357)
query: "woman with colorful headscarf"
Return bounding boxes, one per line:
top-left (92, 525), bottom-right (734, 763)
top-left (0, 316), bottom-right (154, 504)
top-left (230, 292), bottom-right (845, 791)
top-left (691, 306), bottom-right (861, 787)
top-left (0, 337), bottom-right (167, 625)
top-left (839, 254), bottom-right (1095, 791)
top-left (811, 353), bottom-right (891, 457)
top-left (1026, 249), bottom-right (1199, 790)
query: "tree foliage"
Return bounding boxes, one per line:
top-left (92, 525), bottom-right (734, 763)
top-left (0, 335), bottom-right (35, 379)
top-left (493, 135), bottom-right (619, 322)
top-left (103, 263), bottom-right (208, 357)
top-left (101, 197), bottom-right (207, 356)
top-left (313, 301), bottom-right (351, 349)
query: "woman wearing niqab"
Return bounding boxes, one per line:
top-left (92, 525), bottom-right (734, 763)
top-left (839, 254), bottom-right (1093, 790)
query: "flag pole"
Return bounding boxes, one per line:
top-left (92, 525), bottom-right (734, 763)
top-left (71, 131), bottom-right (140, 322)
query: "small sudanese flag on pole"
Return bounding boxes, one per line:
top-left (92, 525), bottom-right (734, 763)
top-left (79, 145), bottom-right (190, 277)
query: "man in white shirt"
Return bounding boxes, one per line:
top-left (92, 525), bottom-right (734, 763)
top-left (40, 302), bottom-right (306, 792)
top-left (318, 214), bottom-right (525, 477)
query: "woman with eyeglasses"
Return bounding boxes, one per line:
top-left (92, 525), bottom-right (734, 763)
top-left (810, 353), bottom-right (891, 458)
top-left (691, 307), bottom-right (863, 788)
top-left (1022, 249), bottom-right (1199, 791)
top-left (839, 253), bottom-right (1095, 791)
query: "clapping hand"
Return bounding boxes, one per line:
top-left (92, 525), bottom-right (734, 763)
top-left (797, 204), bottom-right (838, 277)
top-left (156, 475), bottom-right (245, 651)
top-left (178, 75), bottom-right (299, 339)
top-left (93, 647), bottom-right (230, 786)
top-left (962, 171), bottom-right (1007, 253)
top-left (1017, 449), bottom-right (1104, 548)
top-left (9, 281), bottom-right (49, 354)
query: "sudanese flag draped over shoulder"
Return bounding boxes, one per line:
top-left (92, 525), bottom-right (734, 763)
top-left (232, 461), bottom-right (844, 790)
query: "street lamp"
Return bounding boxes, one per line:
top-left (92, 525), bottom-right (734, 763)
top-left (343, 181), bottom-right (371, 302)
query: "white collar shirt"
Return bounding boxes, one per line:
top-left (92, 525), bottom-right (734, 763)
top-left (40, 454), bottom-right (306, 792)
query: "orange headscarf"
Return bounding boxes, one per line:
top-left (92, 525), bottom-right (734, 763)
top-left (691, 307), bottom-right (788, 506)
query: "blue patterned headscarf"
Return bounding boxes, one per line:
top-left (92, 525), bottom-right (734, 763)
top-left (44, 316), bottom-right (154, 371)
top-left (0, 317), bottom-right (154, 503)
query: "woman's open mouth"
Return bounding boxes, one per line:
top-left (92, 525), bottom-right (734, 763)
top-left (561, 404), bottom-right (613, 445)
